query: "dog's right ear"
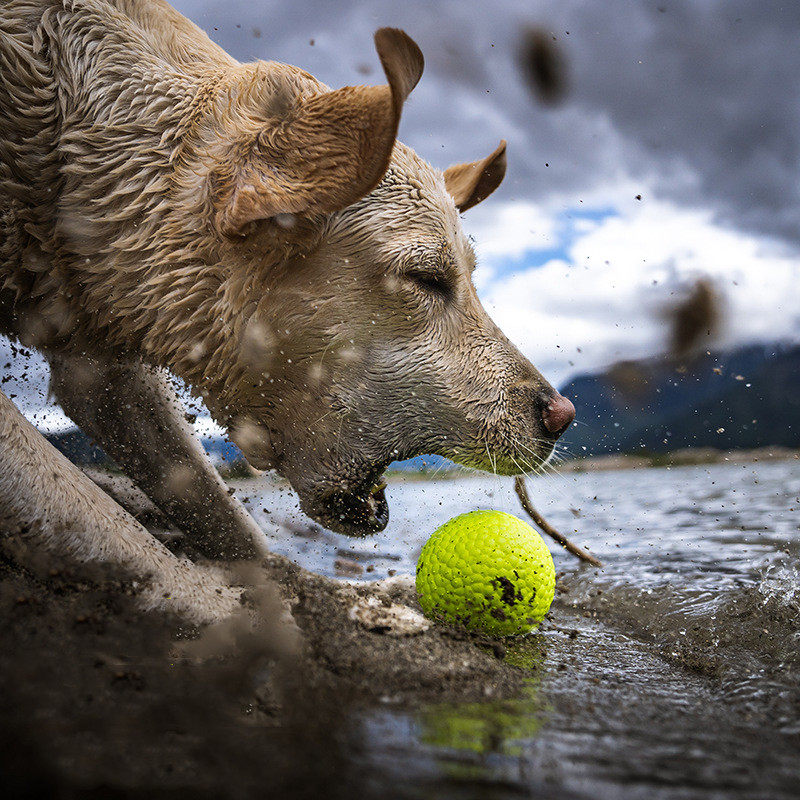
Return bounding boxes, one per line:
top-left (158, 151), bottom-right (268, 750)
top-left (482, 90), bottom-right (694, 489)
top-left (214, 29), bottom-right (424, 237)
top-left (444, 140), bottom-right (507, 213)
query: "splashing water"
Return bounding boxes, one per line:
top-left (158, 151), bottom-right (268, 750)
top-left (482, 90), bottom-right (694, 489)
top-left (237, 457), bottom-right (800, 799)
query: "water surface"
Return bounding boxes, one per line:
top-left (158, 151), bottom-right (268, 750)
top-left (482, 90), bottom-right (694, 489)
top-left (239, 458), bottom-right (800, 799)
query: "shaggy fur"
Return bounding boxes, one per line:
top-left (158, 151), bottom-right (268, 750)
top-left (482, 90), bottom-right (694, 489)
top-left (0, 0), bottom-right (572, 624)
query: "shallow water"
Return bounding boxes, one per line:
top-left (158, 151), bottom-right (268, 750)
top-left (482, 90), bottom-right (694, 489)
top-left (239, 458), bottom-right (800, 799)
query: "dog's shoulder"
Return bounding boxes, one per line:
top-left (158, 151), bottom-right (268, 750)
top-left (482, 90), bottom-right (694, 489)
top-left (102, 0), bottom-right (237, 73)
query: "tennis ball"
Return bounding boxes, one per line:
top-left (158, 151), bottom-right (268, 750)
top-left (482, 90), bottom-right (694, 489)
top-left (415, 510), bottom-right (555, 636)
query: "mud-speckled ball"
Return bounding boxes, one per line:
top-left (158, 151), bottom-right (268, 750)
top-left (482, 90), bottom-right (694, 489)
top-left (415, 510), bottom-right (555, 636)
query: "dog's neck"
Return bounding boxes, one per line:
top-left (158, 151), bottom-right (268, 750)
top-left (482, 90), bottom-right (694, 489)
top-left (47, 59), bottom-right (324, 414)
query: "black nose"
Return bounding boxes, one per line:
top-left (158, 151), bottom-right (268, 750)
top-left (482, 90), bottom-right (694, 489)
top-left (541, 393), bottom-right (575, 437)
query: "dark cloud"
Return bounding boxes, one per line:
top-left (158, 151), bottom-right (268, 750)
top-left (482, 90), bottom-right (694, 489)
top-left (174, 0), bottom-right (800, 246)
top-left (557, 0), bottom-right (800, 243)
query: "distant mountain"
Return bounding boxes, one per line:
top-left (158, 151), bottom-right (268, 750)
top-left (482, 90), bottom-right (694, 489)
top-left (45, 429), bottom-right (109, 465)
top-left (200, 437), bottom-right (248, 464)
top-left (201, 441), bottom-right (456, 472)
top-left (387, 454), bottom-right (456, 473)
top-left (559, 341), bottom-right (800, 457)
top-left (44, 431), bottom-right (245, 468)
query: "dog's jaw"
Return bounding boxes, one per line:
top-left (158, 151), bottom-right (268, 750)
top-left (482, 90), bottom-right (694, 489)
top-left (299, 472), bottom-right (391, 537)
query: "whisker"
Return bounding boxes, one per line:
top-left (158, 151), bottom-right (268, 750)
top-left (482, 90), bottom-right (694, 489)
top-left (508, 452), bottom-right (536, 479)
top-left (497, 431), bottom-right (573, 485)
top-left (309, 408), bottom-right (340, 429)
top-left (428, 455), bottom-right (451, 480)
top-left (499, 433), bottom-right (548, 471)
top-left (511, 446), bottom-right (545, 477)
top-left (484, 441), bottom-right (498, 476)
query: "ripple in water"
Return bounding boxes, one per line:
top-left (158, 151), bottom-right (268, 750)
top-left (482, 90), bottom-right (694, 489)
top-left (237, 457), bottom-right (800, 798)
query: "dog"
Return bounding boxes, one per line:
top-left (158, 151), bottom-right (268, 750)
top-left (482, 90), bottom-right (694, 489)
top-left (0, 0), bottom-right (574, 625)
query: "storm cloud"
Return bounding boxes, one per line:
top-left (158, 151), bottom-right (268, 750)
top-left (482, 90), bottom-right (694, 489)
top-left (176, 0), bottom-right (800, 246)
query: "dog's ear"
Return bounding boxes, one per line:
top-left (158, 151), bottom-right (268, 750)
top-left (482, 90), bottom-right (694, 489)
top-left (216, 29), bottom-right (424, 236)
top-left (443, 140), bottom-right (507, 213)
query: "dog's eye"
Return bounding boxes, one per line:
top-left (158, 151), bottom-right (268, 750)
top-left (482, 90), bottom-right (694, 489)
top-left (405, 268), bottom-right (452, 297)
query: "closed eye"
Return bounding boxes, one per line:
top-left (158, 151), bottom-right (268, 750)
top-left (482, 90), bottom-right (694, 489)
top-left (405, 268), bottom-right (452, 297)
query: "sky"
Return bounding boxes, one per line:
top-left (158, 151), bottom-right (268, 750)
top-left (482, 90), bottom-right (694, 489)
top-left (4, 0), bottom-right (800, 432)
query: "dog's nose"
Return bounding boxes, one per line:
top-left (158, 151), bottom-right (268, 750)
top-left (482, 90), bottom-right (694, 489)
top-left (542, 393), bottom-right (575, 437)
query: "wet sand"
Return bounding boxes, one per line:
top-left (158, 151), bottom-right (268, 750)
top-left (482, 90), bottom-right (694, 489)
top-left (0, 544), bottom-right (528, 800)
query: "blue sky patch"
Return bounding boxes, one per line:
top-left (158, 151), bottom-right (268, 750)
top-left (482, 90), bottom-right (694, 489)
top-left (487, 205), bottom-right (619, 280)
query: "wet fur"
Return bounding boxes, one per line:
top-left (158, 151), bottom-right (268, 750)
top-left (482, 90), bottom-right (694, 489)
top-left (0, 0), bottom-right (561, 624)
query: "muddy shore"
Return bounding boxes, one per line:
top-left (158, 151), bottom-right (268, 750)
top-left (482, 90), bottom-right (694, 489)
top-left (0, 539), bottom-right (534, 800)
top-left (7, 453), bottom-right (798, 798)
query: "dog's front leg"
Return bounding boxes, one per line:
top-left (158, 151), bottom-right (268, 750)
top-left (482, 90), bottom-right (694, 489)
top-left (48, 353), bottom-right (267, 560)
top-left (0, 387), bottom-right (244, 624)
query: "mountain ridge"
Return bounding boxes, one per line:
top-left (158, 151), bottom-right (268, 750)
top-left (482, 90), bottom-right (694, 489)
top-left (559, 341), bottom-right (800, 457)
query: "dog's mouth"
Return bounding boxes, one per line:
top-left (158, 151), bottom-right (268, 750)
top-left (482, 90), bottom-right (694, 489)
top-left (302, 474), bottom-right (390, 536)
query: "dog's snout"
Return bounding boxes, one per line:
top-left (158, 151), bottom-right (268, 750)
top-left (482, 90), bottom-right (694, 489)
top-left (541, 393), bottom-right (575, 437)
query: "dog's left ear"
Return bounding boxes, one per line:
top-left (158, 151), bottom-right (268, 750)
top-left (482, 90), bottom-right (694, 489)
top-left (215, 29), bottom-right (424, 236)
top-left (444, 140), bottom-right (507, 212)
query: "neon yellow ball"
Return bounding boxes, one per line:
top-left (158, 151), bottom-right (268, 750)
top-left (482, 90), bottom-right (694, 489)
top-left (415, 510), bottom-right (555, 636)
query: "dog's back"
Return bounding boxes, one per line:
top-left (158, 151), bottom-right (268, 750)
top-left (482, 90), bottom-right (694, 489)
top-left (105, 0), bottom-right (235, 72)
top-left (0, 0), bottom-right (235, 333)
top-left (0, 0), bottom-right (61, 302)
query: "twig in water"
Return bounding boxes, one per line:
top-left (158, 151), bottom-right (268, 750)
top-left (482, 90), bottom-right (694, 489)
top-left (514, 475), bottom-right (604, 567)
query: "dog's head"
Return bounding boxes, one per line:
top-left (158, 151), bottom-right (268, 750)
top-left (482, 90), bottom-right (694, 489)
top-left (193, 30), bottom-right (574, 535)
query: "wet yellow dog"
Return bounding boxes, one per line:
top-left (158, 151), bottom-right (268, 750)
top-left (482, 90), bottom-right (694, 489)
top-left (0, 0), bottom-right (573, 624)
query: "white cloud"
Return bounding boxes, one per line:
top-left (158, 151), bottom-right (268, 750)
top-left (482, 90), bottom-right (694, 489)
top-left (466, 200), bottom-right (560, 273)
top-left (473, 192), bottom-right (800, 389)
